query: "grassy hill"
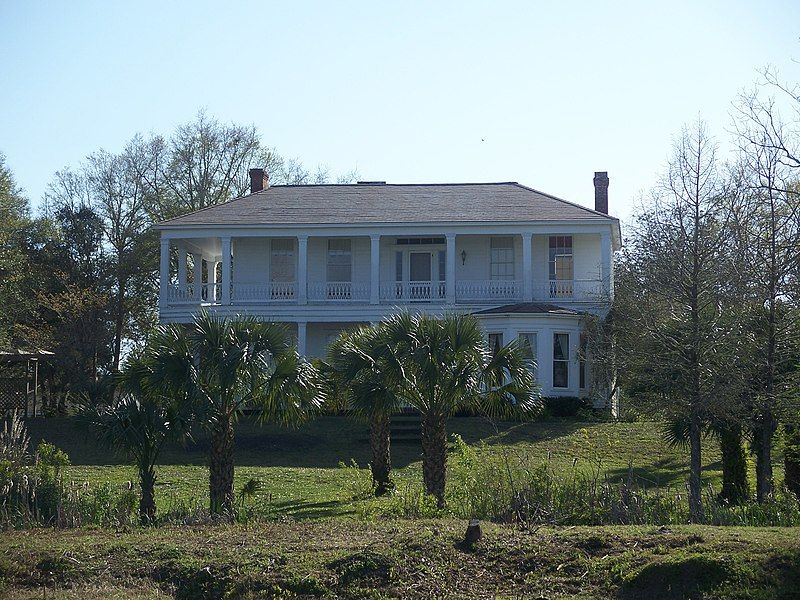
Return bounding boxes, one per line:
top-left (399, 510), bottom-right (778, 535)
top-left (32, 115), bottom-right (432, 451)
top-left (22, 415), bottom-right (749, 520)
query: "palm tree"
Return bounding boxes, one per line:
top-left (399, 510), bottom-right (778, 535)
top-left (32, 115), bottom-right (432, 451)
top-left (326, 325), bottom-right (403, 495)
top-left (146, 312), bottom-right (323, 516)
top-left (378, 312), bottom-right (540, 507)
top-left (86, 358), bottom-right (191, 524)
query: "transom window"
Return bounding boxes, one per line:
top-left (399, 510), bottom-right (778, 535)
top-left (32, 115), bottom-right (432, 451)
top-left (549, 236), bottom-right (573, 281)
top-left (396, 237), bottom-right (445, 245)
top-left (327, 239), bottom-right (352, 282)
top-left (553, 333), bottom-right (570, 389)
top-left (490, 237), bottom-right (515, 280)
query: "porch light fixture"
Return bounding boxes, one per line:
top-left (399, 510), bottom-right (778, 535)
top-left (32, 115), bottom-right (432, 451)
top-left (461, 250), bottom-right (467, 265)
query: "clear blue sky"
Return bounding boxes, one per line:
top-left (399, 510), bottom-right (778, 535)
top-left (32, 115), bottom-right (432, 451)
top-left (1, 1), bottom-right (798, 221)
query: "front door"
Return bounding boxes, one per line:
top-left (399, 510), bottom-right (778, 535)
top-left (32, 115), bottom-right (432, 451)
top-left (409, 252), bottom-right (432, 300)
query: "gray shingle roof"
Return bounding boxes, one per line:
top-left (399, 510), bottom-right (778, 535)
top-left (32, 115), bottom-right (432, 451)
top-left (159, 182), bottom-right (616, 227)
top-left (473, 302), bottom-right (580, 316)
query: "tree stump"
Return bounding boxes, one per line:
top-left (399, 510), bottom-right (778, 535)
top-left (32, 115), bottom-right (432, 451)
top-left (463, 519), bottom-right (482, 547)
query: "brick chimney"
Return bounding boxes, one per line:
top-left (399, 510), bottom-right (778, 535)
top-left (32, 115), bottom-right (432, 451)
top-left (593, 171), bottom-right (609, 214)
top-left (249, 168), bottom-right (269, 194)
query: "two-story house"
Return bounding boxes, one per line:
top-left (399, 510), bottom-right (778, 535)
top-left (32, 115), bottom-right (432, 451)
top-left (157, 171), bottom-right (621, 400)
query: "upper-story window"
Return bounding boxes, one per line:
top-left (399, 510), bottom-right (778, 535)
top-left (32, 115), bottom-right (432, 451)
top-left (490, 237), bottom-right (515, 280)
top-left (270, 239), bottom-right (295, 282)
top-left (549, 236), bottom-right (573, 281)
top-left (327, 239), bottom-right (352, 282)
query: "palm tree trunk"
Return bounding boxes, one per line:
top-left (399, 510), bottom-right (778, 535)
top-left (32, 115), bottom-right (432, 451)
top-left (785, 424), bottom-right (800, 498)
top-left (718, 422), bottom-right (749, 505)
top-left (688, 414), bottom-right (703, 523)
top-left (139, 465), bottom-right (156, 525)
top-left (370, 412), bottom-right (392, 496)
top-left (421, 411), bottom-right (447, 508)
top-left (209, 416), bottom-right (235, 516)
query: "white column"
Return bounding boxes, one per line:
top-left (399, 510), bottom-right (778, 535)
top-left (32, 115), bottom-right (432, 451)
top-left (208, 259), bottom-right (218, 285)
top-left (192, 253), bottom-right (203, 301)
top-left (177, 242), bottom-right (187, 293)
top-left (220, 237), bottom-right (232, 305)
top-left (297, 321), bottom-right (307, 355)
top-left (297, 235), bottom-right (308, 305)
top-left (522, 232), bottom-right (533, 301)
top-left (600, 231), bottom-right (612, 299)
top-left (207, 258), bottom-right (218, 303)
top-left (446, 233), bottom-right (456, 304)
top-left (370, 234), bottom-right (380, 305)
top-left (159, 238), bottom-right (170, 308)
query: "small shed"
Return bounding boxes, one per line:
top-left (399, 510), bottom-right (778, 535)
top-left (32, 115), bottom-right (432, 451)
top-left (0, 349), bottom-right (53, 417)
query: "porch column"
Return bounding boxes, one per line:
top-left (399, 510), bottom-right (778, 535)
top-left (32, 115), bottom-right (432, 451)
top-left (297, 235), bottom-right (308, 305)
top-left (600, 231), bottom-right (612, 299)
top-left (177, 242), bottom-right (187, 293)
top-left (220, 236), bottom-right (232, 305)
top-left (208, 258), bottom-right (219, 303)
top-left (159, 238), bottom-right (170, 308)
top-left (370, 234), bottom-right (380, 305)
top-left (192, 252), bottom-right (203, 301)
top-left (297, 321), bottom-right (307, 355)
top-left (522, 232), bottom-right (533, 301)
top-left (446, 233), bottom-right (456, 304)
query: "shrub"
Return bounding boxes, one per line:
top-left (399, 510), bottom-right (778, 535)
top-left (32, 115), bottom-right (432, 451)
top-left (542, 396), bottom-right (587, 418)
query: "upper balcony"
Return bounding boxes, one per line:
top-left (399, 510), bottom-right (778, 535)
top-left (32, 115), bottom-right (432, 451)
top-left (159, 231), bottom-right (613, 313)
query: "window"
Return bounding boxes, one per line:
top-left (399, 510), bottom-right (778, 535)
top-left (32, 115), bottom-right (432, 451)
top-left (395, 251), bottom-right (403, 281)
top-left (396, 237), bottom-right (445, 245)
top-left (488, 333), bottom-right (503, 357)
top-left (490, 237), bottom-right (515, 280)
top-left (270, 239), bottom-right (295, 282)
top-left (553, 333), bottom-right (569, 388)
top-left (327, 239), bottom-right (352, 282)
top-left (579, 333), bottom-right (588, 389)
top-left (518, 332), bottom-right (538, 379)
top-left (549, 236), bottom-right (573, 281)
top-left (438, 250), bottom-right (446, 282)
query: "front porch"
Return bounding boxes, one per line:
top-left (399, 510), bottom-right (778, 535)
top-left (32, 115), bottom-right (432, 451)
top-left (159, 231), bottom-right (612, 311)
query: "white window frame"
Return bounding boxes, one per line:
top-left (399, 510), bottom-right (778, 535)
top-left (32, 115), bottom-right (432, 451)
top-left (490, 237), bottom-right (515, 280)
top-left (552, 331), bottom-right (570, 389)
top-left (518, 331), bottom-right (539, 380)
top-left (488, 332), bottom-right (504, 356)
top-left (327, 238), bottom-right (352, 283)
top-left (548, 236), bottom-right (574, 281)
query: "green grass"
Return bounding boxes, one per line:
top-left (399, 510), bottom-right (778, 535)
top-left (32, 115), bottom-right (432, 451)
top-left (1, 520), bottom-right (799, 598)
top-left (22, 415), bottom-right (774, 520)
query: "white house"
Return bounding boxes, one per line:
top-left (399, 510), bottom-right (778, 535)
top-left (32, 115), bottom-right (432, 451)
top-left (157, 171), bottom-right (621, 400)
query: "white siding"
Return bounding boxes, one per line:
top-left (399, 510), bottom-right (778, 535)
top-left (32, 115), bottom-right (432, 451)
top-left (573, 234), bottom-right (602, 282)
top-left (232, 238), bottom-right (269, 283)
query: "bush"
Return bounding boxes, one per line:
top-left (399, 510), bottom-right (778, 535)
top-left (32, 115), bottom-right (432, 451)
top-left (542, 396), bottom-right (588, 418)
top-left (0, 416), bottom-right (136, 528)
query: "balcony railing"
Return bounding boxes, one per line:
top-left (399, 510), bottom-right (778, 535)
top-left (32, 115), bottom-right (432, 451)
top-left (456, 279), bottom-right (522, 303)
top-left (308, 281), bottom-right (370, 302)
top-left (165, 278), bottom-right (607, 307)
top-left (379, 281), bottom-right (447, 303)
top-left (234, 282), bottom-right (296, 302)
top-left (537, 279), bottom-right (606, 301)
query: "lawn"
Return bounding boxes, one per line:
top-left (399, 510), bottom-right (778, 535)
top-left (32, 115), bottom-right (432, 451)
top-left (4, 416), bottom-right (796, 598)
top-left (22, 415), bottom-right (753, 520)
top-left (2, 520), bottom-right (799, 598)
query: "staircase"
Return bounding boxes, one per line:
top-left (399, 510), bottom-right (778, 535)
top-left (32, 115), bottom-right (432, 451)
top-left (390, 413), bottom-right (421, 444)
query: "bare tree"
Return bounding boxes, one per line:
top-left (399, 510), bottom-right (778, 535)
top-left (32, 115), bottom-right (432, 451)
top-left (87, 148), bottom-right (152, 370)
top-left (731, 74), bottom-right (800, 501)
top-left (617, 121), bottom-right (734, 521)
